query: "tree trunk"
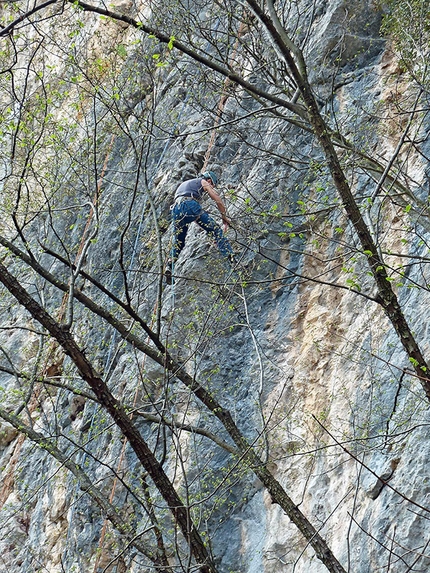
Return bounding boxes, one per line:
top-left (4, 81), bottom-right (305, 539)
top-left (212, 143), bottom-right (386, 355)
top-left (0, 261), bottom-right (216, 573)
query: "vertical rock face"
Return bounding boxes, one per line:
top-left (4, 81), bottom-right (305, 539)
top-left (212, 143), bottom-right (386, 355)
top-left (0, 0), bottom-right (430, 572)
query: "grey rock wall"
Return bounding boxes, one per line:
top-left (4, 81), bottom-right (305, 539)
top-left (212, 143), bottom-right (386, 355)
top-left (1, 0), bottom-right (430, 572)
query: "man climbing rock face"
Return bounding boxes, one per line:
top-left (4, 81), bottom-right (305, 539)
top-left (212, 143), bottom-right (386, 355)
top-left (165, 170), bottom-right (234, 284)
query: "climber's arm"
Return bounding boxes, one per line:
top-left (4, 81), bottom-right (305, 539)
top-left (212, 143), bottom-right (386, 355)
top-left (202, 179), bottom-right (231, 230)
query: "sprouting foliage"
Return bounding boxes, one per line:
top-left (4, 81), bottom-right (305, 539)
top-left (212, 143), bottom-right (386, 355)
top-left (380, 0), bottom-right (430, 86)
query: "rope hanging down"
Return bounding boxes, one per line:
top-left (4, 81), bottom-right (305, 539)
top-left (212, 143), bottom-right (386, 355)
top-left (169, 16), bottom-right (248, 300)
top-left (92, 94), bottom-right (192, 573)
top-left (69, 14), bottom-right (249, 568)
top-left (92, 16), bottom-right (249, 565)
top-left (202, 18), bottom-right (248, 171)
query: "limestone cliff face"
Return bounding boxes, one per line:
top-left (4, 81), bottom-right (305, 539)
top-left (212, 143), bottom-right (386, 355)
top-left (1, 0), bottom-right (430, 572)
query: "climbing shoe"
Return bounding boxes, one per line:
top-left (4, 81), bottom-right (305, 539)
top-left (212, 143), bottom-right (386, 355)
top-left (228, 253), bottom-right (238, 267)
top-left (165, 262), bottom-right (173, 285)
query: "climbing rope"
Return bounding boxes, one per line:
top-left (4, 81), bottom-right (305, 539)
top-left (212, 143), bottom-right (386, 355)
top-left (201, 19), bottom-right (248, 171)
top-left (89, 17), bottom-right (250, 561)
top-left (90, 90), bottom-right (192, 573)
top-left (66, 12), bottom-right (250, 569)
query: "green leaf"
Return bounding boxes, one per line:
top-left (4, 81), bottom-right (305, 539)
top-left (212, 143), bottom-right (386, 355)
top-left (116, 44), bottom-right (127, 58)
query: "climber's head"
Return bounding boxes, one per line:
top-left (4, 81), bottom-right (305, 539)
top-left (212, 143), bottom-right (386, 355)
top-left (201, 170), bottom-right (218, 186)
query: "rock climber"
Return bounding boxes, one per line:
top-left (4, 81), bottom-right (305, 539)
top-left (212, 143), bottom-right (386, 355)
top-left (165, 170), bottom-right (234, 284)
